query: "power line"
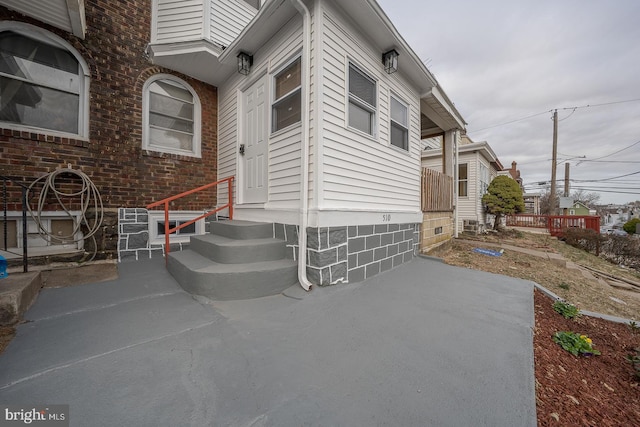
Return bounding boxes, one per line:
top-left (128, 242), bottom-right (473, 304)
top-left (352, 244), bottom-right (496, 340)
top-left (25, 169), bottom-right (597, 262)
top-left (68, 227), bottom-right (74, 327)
top-left (468, 98), bottom-right (640, 133)
top-left (571, 170), bottom-right (640, 182)
top-left (469, 110), bottom-right (551, 132)
top-left (577, 140), bottom-right (640, 164)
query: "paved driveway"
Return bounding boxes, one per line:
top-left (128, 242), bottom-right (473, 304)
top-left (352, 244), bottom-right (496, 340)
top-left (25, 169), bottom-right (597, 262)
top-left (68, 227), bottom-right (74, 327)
top-left (0, 256), bottom-right (536, 426)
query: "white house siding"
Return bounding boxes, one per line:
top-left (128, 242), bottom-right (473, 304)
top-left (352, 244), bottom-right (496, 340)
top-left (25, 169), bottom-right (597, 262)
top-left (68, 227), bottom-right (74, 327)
top-left (457, 152), bottom-right (479, 232)
top-left (210, 0), bottom-right (258, 48)
top-left (318, 4), bottom-right (422, 220)
top-left (217, 18), bottom-right (304, 221)
top-left (154, 0), bottom-right (205, 43)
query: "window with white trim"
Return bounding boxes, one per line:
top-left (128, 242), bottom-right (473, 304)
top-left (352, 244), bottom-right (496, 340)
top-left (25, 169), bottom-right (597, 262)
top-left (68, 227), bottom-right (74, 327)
top-left (459, 163), bottom-right (468, 197)
top-left (272, 57), bottom-right (301, 132)
top-left (348, 63), bottom-right (376, 135)
top-left (143, 75), bottom-right (201, 157)
top-left (0, 25), bottom-right (88, 136)
top-left (390, 95), bottom-right (408, 150)
top-left (479, 163), bottom-right (490, 195)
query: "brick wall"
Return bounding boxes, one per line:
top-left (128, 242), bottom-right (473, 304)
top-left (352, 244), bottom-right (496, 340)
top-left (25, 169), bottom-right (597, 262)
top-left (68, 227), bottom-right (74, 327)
top-left (0, 1), bottom-right (218, 212)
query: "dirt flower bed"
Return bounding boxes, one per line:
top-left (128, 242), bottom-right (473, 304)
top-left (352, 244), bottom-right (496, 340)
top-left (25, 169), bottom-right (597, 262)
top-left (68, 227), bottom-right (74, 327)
top-left (441, 231), bottom-right (640, 426)
top-left (534, 290), bottom-right (639, 426)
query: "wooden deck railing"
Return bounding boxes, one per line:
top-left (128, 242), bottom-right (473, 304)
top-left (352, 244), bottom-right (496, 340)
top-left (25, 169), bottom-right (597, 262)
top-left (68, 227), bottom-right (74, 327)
top-left (146, 176), bottom-right (234, 262)
top-left (507, 214), bottom-right (600, 237)
top-left (421, 168), bottom-right (453, 212)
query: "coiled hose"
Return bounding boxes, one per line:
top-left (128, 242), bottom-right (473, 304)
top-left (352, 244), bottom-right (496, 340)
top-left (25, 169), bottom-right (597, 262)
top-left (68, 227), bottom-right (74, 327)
top-left (26, 168), bottom-right (104, 261)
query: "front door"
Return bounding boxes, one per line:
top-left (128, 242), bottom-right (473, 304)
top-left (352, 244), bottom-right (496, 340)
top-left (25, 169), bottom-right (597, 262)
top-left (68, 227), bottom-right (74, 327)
top-left (241, 76), bottom-right (268, 204)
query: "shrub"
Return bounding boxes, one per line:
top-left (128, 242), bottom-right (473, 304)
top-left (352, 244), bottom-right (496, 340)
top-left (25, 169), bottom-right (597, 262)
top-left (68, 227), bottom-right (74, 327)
top-left (601, 235), bottom-right (640, 272)
top-left (563, 227), bottom-right (605, 254)
top-left (623, 218), bottom-right (640, 234)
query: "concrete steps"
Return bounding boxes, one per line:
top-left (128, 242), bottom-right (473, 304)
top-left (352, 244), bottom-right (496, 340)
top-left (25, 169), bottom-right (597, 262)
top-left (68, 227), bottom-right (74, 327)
top-left (167, 220), bottom-right (298, 300)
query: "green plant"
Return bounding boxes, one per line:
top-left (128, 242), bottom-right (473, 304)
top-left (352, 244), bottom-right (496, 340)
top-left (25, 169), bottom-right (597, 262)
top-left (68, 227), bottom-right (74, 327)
top-left (553, 331), bottom-right (601, 356)
top-left (553, 300), bottom-right (581, 319)
top-left (481, 176), bottom-right (525, 230)
top-left (626, 348), bottom-right (640, 378)
top-left (629, 321), bottom-right (640, 334)
top-left (623, 218), bottom-right (640, 235)
top-left (558, 282), bottom-right (570, 291)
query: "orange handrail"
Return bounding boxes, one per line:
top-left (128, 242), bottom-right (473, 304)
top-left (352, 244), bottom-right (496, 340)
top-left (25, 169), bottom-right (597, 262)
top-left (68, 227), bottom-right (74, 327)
top-left (146, 176), bottom-right (234, 263)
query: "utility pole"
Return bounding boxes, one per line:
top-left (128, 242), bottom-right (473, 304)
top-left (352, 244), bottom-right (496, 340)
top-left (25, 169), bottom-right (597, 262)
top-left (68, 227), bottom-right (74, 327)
top-left (550, 110), bottom-right (558, 215)
top-left (563, 162), bottom-right (570, 215)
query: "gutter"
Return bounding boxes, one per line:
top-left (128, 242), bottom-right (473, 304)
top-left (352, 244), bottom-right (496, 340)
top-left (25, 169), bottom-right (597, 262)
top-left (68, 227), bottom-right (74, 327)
top-left (290, 0), bottom-right (313, 292)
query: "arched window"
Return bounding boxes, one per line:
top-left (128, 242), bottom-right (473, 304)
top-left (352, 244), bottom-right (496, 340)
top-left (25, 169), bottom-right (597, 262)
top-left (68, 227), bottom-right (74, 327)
top-left (0, 22), bottom-right (89, 137)
top-left (142, 75), bottom-right (201, 157)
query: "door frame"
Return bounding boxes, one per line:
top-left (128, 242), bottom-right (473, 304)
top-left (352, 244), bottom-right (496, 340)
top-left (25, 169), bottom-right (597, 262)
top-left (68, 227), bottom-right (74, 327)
top-left (237, 72), bottom-right (269, 205)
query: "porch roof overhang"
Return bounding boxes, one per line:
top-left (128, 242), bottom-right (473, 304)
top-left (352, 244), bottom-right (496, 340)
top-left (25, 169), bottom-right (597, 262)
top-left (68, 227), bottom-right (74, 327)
top-left (0, 0), bottom-right (86, 39)
top-left (147, 39), bottom-right (235, 87)
top-left (225, 0), bottom-right (466, 133)
top-left (422, 141), bottom-right (504, 172)
top-left (339, 0), bottom-right (466, 132)
top-left (147, 0), bottom-right (297, 87)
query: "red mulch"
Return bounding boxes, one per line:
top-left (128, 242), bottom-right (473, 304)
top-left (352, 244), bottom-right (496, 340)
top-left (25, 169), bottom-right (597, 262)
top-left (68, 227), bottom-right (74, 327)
top-left (534, 289), bottom-right (640, 426)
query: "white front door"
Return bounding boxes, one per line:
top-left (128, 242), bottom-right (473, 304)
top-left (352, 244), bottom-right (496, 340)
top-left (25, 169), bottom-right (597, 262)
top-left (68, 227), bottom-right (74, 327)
top-left (241, 76), bottom-right (268, 204)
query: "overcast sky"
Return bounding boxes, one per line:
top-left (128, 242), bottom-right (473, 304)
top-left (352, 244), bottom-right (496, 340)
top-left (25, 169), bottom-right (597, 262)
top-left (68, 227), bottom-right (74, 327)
top-left (378, 0), bottom-right (640, 205)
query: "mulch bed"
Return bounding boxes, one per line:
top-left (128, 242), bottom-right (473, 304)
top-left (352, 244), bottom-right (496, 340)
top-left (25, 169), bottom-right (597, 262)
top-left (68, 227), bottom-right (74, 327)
top-left (534, 289), bottom-right (640, 425)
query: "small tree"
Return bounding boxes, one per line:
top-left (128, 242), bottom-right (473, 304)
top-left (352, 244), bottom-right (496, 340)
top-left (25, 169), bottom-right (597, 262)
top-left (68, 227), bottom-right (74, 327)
top-left (623, 218), bottom-right (640, 235)
top-left (482, 175), bottom-right (525, 230)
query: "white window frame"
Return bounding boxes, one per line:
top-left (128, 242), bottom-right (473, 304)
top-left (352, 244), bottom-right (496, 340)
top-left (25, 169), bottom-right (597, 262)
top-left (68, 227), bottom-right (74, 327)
top-left (271, 56), bottom-right (302, 133)
top-left (347, 62), bottom-right (377, 137)
top-left (148, 211), bottom-right (205, 245)
top-left (458, 163), bottom-right (468, 197)
top-left (479, 163), bottom-right (490, 195)
top-left (389, 94), bottom-right (409, 151)
top-left (0, 21), bottom-right (90, 139)
top-left (1, 211), bottom-right (84, 252)
top-left (142, 74), bottom-right (201, 158)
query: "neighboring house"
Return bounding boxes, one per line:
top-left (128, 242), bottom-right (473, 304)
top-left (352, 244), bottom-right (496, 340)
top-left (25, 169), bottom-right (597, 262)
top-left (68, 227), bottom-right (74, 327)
top-left (422, 135), bottom-right (502, 234)
top-left (0, 0), bottom-right (465, 288)
top-left (523, 193), bottom-right (541, 215)
top-left (503, 161), bottom-right (524, 192)
top-left (567, 201), bottom-right (591, 216)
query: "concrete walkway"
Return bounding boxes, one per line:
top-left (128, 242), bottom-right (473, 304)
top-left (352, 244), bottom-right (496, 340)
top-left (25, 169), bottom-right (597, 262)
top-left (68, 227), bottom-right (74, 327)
top-left (0, 256), bottom-right (536, 426)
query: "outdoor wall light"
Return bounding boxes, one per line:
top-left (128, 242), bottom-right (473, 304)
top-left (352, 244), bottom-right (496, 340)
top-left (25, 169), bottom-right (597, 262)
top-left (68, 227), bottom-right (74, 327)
top-left (382, 49), bottom-right (399, 74)
top-left (237, 52), bottom-right (253, 75)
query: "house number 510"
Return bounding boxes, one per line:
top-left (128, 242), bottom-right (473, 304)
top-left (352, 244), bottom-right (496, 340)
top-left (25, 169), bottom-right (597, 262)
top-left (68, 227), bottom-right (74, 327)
top-left (382, 214), bottom-right (391, 222)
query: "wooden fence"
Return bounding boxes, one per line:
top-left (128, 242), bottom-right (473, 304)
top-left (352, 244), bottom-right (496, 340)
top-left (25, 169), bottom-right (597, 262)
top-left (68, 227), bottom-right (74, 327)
top-left (506, 214), bottom-right (601, 237)
top-left (421, 168), bottom-right (453, 212)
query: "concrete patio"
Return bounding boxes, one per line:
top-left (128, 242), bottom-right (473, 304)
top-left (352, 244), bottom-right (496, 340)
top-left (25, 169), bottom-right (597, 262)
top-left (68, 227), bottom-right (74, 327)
top-left (0, 256), bottom-right (536, 426)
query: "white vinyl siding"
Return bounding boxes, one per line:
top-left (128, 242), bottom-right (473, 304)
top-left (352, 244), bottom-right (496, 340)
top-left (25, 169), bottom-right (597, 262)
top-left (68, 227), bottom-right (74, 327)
top-left (218, 19), bottom-right (303, 212)
top-left (210, 0), bottom-right (258, 48)
top-left (154, 0), bottom-right (204, 43)
top-left (153, 0), bottom-right (257, 47)
top-left (319, 4), bottom-right (421, 212)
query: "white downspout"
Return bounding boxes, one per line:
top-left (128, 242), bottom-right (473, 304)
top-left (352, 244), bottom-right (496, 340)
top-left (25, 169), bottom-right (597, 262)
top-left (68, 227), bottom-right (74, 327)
top-left (454, 130), bottom-right (459, 238)
top-left (291, 0), bottom-right (312, 291)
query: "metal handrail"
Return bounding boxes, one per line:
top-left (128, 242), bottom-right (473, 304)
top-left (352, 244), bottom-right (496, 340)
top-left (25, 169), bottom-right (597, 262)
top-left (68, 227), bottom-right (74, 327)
top-left (146, 176), bottom-right (234, 263)
top-left (1, 175), bottom-right (29, 273)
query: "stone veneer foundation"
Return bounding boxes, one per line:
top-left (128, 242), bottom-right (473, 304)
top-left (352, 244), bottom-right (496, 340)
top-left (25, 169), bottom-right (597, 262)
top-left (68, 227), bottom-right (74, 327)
top-left (117, 213), bottom-right (420, 286)
top-left (274, 222), bottom-right (420, 286)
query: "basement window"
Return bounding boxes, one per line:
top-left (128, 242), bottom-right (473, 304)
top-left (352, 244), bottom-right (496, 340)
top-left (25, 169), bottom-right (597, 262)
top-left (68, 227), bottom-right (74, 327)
top-left (148, 211), bottom-right (205, 245)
